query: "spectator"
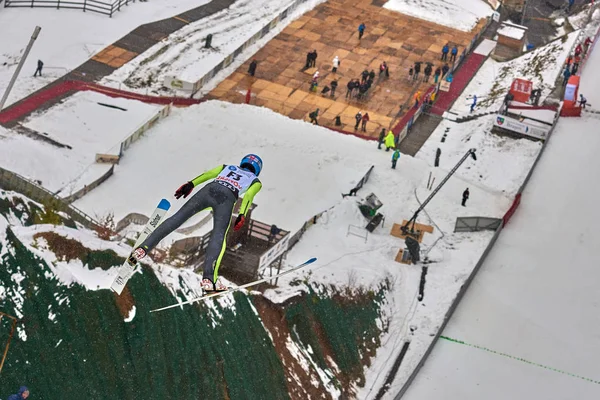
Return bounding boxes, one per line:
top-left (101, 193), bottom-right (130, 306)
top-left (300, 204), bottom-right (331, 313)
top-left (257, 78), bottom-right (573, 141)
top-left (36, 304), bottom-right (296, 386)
top-left (379, 61), bottom-right (388, 78)
top-left (562, 67), bottom-right (571, 86)
top-left (450, 45), bottom-right (458, 62)
top-left (310, 50), bottom-right (318, 68)
top-left (358, 23), bottom-right (366, 40)
top-left (304, 51), bottom-right (312, 69)
top-left (313, 70), bottom-right (320, 81)
top-left (378, 128), bottom-right (386, 149)
top-left (408, 67), bottom-right (413, 81)
top-left (441, 44), bottom-right (449, 61)
top-left (346, 80), bottom-right (354, 98)
top-left (470, 95), bottom-right (477, 113)
top-left (572, 55), bottom-right (581, 74)
top-left (441, 63), bottom-right (450, 78)
top-left (354, 111), bottom-right (363, 130)
top-left (413, 62), bottom-right (421, 81)
top-left (413, 91), bottom-right (422, 109)
top-left (309, 108), bottom-right (319, 125)
top-left (361, 69), bottom-right (369, 83)
top-left (462, 188), bottom-right (469, 207)
top-left (584, 37), bottom-right (592, 55)
top-left (579, 94), bottom-right (587, 108)
top-left (566, 54), bottom-right (573, 66)
top-left (575, 43), bottom-right (582, 57)
top-left (332, 55), bottom-right (340, 73)
top-left (567, 0), bottom-right (574, 12)
top-left (434, 66), bottom-right (441, 83)
top-left (361, 112), bottom-right (370, 132)
top-left (384, 130), bottom-right (395, 151)
top-left (248, 59), bottom-right (257, 76)
top-left (7, 386), bottom-right (30, 400)
top-left (423, 63), bottom-right (432, 83)
top-left (369, 69), bottom-right (376, 81)
top-left (391, 148), bottom-right (401, 169)
top-left (330, 79), bottom-right (338, 97)
top-left (33, 60), bottom-right (43, 77)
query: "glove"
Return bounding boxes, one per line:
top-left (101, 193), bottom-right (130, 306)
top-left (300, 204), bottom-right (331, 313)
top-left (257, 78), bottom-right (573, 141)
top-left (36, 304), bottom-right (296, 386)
top-left (234, 215), bottom-right (246, 231)
top-left (175, 181), bottom-right (194, 199)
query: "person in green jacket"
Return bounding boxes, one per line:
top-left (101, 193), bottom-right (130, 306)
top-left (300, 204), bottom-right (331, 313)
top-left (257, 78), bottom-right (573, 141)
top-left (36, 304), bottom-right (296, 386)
top-left (384, 130), bottom-right (395, 152)
top-left (392, 149), bottom-right (400, 169)
top-left (129, 154), bottom-right (263, 292)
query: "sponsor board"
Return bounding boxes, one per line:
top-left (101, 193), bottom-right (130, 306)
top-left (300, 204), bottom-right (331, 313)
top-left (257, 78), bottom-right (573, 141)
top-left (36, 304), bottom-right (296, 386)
top-left (259, 233), bottom-right (290, 269)
top-left (494, 115), bottom-right (549, 140)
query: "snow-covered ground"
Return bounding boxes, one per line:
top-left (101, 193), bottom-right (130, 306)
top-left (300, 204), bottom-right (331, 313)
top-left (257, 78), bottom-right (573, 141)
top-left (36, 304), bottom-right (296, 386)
top-left (67, 98), bottom-right (523, 394)
top-left (383, 0), bottom-right (493, 32)
top-left (0, 91), bottom-right (164, 196)
top-left (452, 31), bottom-right (579, 114)
top-left (0, 0), bottom-right (214, 107)
top-left (403, 113), bottom-right (600, 400)
top-left (416, 117), bottom-right (542, 197)
top-left (403, 22), bottom-right (600, 400)
top-left (102, 0), bottom-right (326, 97)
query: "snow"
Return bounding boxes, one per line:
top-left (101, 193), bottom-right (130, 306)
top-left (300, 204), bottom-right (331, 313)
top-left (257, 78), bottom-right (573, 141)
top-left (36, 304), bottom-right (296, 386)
top-left (451, 31), bottom-right (579, 115)
top-left (403, 113), bottom-right (600, 400)
top-left (473, 38), bottom-right (497, 56)
top-left (124, 305), bottom-right (136, 323)
top-left (403, 29), bottom-right (600, 398)
top-left (0, 92), bottom-right (164, 196)
top-left (416, 117), bottom-right (542, 197)
top-left (0, 0), bottom-right (212, 106)
top-left (507, 107), bottom-right (556, 124)
top-left (497, 23), bottom-right (526, 40)
top-left (103, 0), bottom-right (327, 97)
top-left (383, 0), bottom-right (493, 32)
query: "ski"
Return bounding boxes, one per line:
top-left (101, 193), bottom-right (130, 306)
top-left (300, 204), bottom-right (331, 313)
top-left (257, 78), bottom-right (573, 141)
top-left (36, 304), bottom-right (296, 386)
top-left (111, 199), bottom-right (171, 295)
top-left (149, 257), bottom-right (317, 313)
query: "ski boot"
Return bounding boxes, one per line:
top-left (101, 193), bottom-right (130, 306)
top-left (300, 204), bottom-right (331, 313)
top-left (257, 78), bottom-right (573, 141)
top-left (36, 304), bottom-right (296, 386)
top-left (201, 277), bottom-right (228, 293)
top-left (127, 245), bottom-right (148, 266)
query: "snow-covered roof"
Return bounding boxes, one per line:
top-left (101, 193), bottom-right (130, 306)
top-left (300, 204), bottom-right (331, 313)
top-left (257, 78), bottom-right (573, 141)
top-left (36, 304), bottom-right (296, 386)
top-left (498, 22), bottom-right (527, 40)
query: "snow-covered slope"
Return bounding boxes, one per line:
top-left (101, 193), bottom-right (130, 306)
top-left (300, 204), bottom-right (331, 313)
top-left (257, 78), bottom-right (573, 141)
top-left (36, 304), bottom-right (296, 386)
top-left (404, 33), bottom-right (600, 400)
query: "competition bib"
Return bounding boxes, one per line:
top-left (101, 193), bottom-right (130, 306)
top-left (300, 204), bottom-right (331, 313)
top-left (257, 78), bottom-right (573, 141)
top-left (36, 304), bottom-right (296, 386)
top-left (215, 165), bottom-right (257, 196)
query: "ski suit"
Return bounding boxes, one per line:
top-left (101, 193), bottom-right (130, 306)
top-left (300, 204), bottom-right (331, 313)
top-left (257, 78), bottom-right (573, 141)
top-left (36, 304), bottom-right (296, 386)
top-left (140, 165), bottom-right (262, 282)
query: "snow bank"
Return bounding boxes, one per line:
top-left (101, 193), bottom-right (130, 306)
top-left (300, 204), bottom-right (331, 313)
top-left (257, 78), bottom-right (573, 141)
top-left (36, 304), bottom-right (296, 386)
top-left (383, 0), bottom-right (493, 32)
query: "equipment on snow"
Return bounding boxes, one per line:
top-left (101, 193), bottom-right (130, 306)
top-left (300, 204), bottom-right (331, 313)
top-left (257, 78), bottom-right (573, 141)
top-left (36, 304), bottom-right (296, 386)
top-left (150, 257), bottom-right (317, 312)
top-left (111, 199), bottom-right (171, 295)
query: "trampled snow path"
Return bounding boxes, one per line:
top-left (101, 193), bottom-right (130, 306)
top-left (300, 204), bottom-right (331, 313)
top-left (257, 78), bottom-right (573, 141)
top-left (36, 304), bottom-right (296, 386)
top-left (383, 0), bottom-right (493, 32)
top-left (403, 35), bottom-right (600, 400)
top-left (0, 0), bottom-right (212, 107)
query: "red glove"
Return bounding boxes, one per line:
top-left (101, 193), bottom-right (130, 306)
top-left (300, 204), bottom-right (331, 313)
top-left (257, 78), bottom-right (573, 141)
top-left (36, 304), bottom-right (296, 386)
top-left (175, 181), bottom-right (194, 199)
top-left (234, 215), bottom-right (245, 231)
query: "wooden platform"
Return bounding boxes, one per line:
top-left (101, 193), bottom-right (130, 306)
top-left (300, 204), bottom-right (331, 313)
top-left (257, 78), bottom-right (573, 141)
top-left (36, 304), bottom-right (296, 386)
top-left (390, 221), bottom-right (434, 243)
top-left (208, 0), bottom-right (488, 136)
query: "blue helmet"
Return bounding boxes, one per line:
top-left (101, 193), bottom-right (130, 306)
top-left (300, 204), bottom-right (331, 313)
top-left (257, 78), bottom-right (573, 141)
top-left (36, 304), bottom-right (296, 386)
top-left (240, 154), bottom-right (263, 176)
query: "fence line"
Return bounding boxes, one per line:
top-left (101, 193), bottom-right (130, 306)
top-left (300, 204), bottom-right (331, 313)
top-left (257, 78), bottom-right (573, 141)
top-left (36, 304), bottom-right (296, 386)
top-left (0, 166), bottom-right (101, 230)
top-left (4, 0), bottom-right (135, 17)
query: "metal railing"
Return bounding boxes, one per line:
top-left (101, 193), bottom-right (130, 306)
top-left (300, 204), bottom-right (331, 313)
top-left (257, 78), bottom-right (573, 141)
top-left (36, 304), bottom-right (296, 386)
top-left (4, 0), bottom-right (135, 17)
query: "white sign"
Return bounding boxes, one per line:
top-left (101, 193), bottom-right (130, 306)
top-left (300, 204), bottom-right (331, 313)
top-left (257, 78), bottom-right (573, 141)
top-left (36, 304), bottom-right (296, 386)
top-left (439, 80), bottom-right (451, 92)
top-left (494, 115), bottom-right (549, 140)
top-left (259, 233), bottom-right (290, 269)
top-left (163, 75), bottom-right (196, 91)
top-left (564, 83), bottom-right (577, 101)
top-left (492, 11), bottom-right (500, 22)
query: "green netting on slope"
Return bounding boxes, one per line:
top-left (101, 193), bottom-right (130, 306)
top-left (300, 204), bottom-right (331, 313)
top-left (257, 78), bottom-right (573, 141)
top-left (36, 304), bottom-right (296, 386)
top-left (285, 284), bottom-right (388, 385)
top-left (0, 225), bottom-right (290, 400)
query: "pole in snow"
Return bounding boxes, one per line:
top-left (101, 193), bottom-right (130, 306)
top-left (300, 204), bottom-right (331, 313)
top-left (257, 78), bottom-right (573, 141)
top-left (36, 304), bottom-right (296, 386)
top-left (0, 26), bottom-right (42, 112)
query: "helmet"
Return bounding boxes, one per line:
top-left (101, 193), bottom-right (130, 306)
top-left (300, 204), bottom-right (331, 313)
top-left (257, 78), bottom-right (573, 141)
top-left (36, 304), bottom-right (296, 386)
top-left (240, 154), bottom-right (263, 176)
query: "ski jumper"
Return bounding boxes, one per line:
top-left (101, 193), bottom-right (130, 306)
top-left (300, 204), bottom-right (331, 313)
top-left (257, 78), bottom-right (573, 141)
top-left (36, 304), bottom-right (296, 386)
top-left (140, 165), bottom-right (262, 282)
